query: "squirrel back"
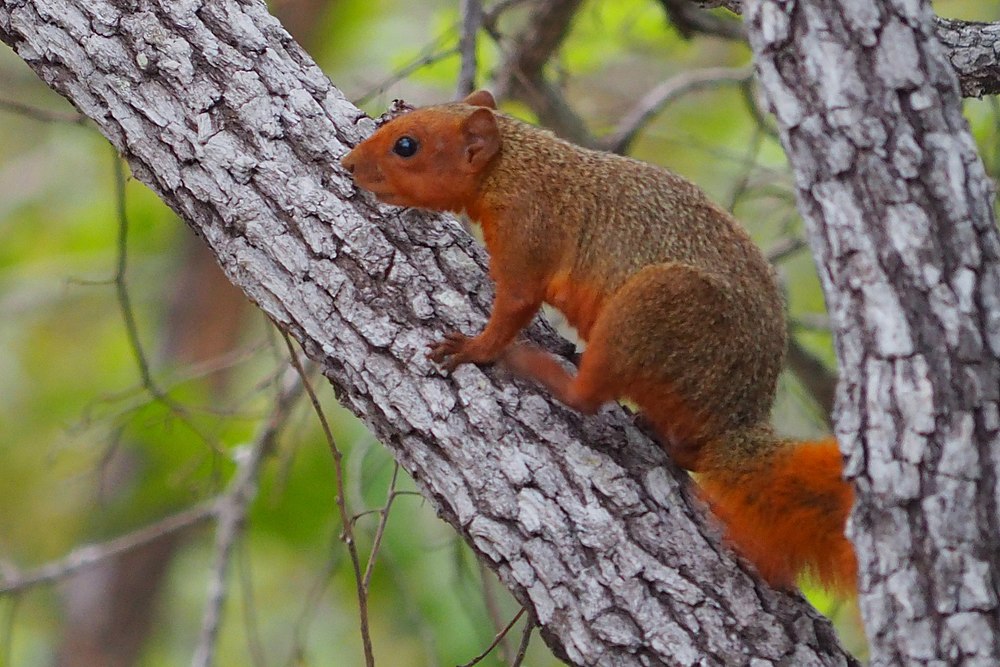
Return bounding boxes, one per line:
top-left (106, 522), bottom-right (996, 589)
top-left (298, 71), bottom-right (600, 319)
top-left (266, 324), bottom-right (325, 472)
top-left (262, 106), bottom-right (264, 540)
top-left (342, 91), bottom-right (856, 593)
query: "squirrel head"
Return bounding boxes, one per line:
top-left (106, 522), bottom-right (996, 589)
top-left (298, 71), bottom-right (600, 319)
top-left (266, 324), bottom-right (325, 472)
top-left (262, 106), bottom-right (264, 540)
top-left (341, 90), bottom-right (501, 212)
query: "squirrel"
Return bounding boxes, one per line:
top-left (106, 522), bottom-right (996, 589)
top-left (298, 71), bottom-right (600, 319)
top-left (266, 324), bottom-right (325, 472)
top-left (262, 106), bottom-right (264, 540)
top-left (341, 90), bottom-right (856, 592)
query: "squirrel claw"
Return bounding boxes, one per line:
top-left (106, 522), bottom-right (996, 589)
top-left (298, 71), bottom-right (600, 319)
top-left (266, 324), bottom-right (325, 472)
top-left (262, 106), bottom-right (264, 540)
top-left (426, 332), bottom-right (472, 371)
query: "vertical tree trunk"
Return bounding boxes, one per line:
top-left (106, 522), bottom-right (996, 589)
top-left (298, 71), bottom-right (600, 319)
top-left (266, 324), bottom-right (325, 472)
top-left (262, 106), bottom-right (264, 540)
top-left (745, 1), bottom-right (1000, 663)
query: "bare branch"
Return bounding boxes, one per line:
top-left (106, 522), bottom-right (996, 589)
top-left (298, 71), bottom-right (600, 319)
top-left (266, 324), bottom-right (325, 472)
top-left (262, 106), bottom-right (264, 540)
top-left (360, 463), bottom-right (401, 593)
top-left (935, 17), bottom-right (1000, 97)
top-left (355, 38), bottom-right (458, 106)
top-left (0, 502), bottom-right (215, 595)
top-left (112, 154), bottom-right (157, 394)
top-left (510, 615), bottom-right (534, 667)
top-left (692, 0), bottom-right (1000, 98)
top-left (785, 338), bottom-right (836, 424)
top-left (191, 366), bottom-right (303, 667)
top-left (765, 236), bottom-right (807, 264)
top-left (493, 0), bottom-right (594, 145)
top-left (601, 65), bottom-right (753, 154)
top-left (479, 562), bottom-right (514, 663)
top-left (0, 97), bottom-right (85, 123)
top-left (456, 0), bottom-right (484, 98)
top-left (111, 155), bottom-right (222, 453)
top-left (459, 607), bottom-right (527, 667)
top-left (483, 0), bottom-right (533, 34)
top-left (282, 334), bottom-right (375, 667)
top-left (656, 0), bottom-right (744, 40)
top-left (498, 0), bottom-right (581, 83)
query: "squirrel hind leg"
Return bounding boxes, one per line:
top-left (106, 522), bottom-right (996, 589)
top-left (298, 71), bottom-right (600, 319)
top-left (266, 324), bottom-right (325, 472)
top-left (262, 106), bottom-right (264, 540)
top-left (584, 262), bottom-right (768, 467)
top-left (502, 340), bottom-right (704, 468)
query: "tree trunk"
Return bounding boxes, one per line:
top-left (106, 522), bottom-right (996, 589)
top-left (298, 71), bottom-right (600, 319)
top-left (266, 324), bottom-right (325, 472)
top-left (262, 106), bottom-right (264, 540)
top-left (0, 0), bottom-right (857, 664)
top-left (746, 0), bottom-right (1000, 664)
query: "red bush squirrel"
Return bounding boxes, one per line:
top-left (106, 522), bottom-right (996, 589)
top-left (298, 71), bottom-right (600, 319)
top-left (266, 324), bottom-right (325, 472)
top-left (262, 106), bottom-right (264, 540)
top-left (341, 90), bottom-right (856, 592)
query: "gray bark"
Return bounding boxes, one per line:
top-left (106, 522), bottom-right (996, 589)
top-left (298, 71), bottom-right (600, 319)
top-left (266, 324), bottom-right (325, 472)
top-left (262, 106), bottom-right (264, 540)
top-left (0, 1), bottom-right (855, 666)
top-left (745, 1), bottom-right (1000, 665)
top-left (935, 17), bottom-right (1000, 98)
top-left (694, 1), bottom-right (1000, 97)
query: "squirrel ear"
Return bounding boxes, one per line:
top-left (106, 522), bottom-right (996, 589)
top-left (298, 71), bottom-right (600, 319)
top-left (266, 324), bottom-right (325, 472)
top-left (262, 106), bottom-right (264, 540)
top-left (463, 89), bottom-right (497, 109)
top-left (461, 107), bottom-right (500, 172)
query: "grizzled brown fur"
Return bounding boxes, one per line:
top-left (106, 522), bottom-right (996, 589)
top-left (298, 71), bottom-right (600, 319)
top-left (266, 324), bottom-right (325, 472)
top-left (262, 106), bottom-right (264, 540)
top-left (341, 90), bottom-right (855, 591)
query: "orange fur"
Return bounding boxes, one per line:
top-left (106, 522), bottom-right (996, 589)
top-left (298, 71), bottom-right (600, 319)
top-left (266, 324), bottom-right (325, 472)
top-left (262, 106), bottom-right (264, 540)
top-left (699, 438), bottom-right (856, 590)
top-left (342, 91), bottom-right (856, 593)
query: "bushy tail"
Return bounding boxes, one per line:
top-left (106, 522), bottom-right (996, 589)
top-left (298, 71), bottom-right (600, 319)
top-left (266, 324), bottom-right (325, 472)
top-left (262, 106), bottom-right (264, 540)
top-left (697, 437), bottom-right (856, 592)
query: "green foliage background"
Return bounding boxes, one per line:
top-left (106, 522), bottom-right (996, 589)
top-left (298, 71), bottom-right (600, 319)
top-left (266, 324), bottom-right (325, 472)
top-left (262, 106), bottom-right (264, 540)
top-left (1, 1), bottom-right (998, 665)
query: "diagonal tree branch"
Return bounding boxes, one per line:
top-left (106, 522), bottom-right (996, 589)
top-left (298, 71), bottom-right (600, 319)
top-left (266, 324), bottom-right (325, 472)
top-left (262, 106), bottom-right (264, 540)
top-left (934, 17), bottom-right (1000, 98)
top-left (600, 65), bottom-right (753, 154)
top-left (0, 502), bottom-right (215, 596)
top-left (693, 0), bottom-right (1000, 97)
top-left (656, 0), bottom-right (745, 40)
top-left (0, 1), bottom-right (855, 664)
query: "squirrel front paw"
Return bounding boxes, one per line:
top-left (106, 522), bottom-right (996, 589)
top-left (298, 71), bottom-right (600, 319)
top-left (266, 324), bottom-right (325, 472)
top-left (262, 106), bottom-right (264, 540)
top-left (426, 332), bottom-right (496, 372)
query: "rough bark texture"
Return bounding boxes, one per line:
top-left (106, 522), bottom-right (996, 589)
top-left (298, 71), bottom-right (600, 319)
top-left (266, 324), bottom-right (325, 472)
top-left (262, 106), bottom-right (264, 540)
top-left (935, 17), bottom-right (1000, 98)
top-left (745, 1), bottom-right (1000, 665)
top-left (694, 0), bottom-right (1000, 97)
top-left (0, 0), bottom-right (857, 665)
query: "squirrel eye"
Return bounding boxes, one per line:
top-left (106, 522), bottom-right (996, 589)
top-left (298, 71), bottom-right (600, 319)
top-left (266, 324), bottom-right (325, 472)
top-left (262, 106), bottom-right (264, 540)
top-left (392, 136), bottom-right (419, 157)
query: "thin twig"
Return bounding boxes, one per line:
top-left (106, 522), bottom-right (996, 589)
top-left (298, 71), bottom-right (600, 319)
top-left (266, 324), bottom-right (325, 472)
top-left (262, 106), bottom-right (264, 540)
top-left (356, 36), bottom-right (458, 106)
top-left (0, 98), bottom-right (86, 124)
top-left (191, 468), bottom-right (257, 667)
top-left (112, 154), bottom-right (155, 392)
top-left (601, 65), bottom-right (753, 154)
top-left (191, 366), bottom-right (303, 667)
top-left (483, 0), bottom-right (533, 35)
top-left (765, 236), bottom-right (807, 264)
top-left (725, 126), bottom-right (765, 212)
top-left (785, 337), bottom-right (836, 425)
top-left (350, 491), bottom-right (422, 524)
top-left (457, 0), bottom-right (484, 98)
top-left (458, 607), bottom-right (527, 667)
top-left (479, 563), bottom-right (513, 664)
top-left (281, 332), bottom-right (376, 667)
top-left (510, 614), bottom-right (534, 667)
top-left (110, 154), bottom-right (221, 453)
top-left (237, 542), bottom-right (268, 667)
top-left (0, 502), bottom-right (215, 595)
top-left (361, 463), bottom-right (401, 593)
top-left (739, 76), bottom-right (780, 140)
